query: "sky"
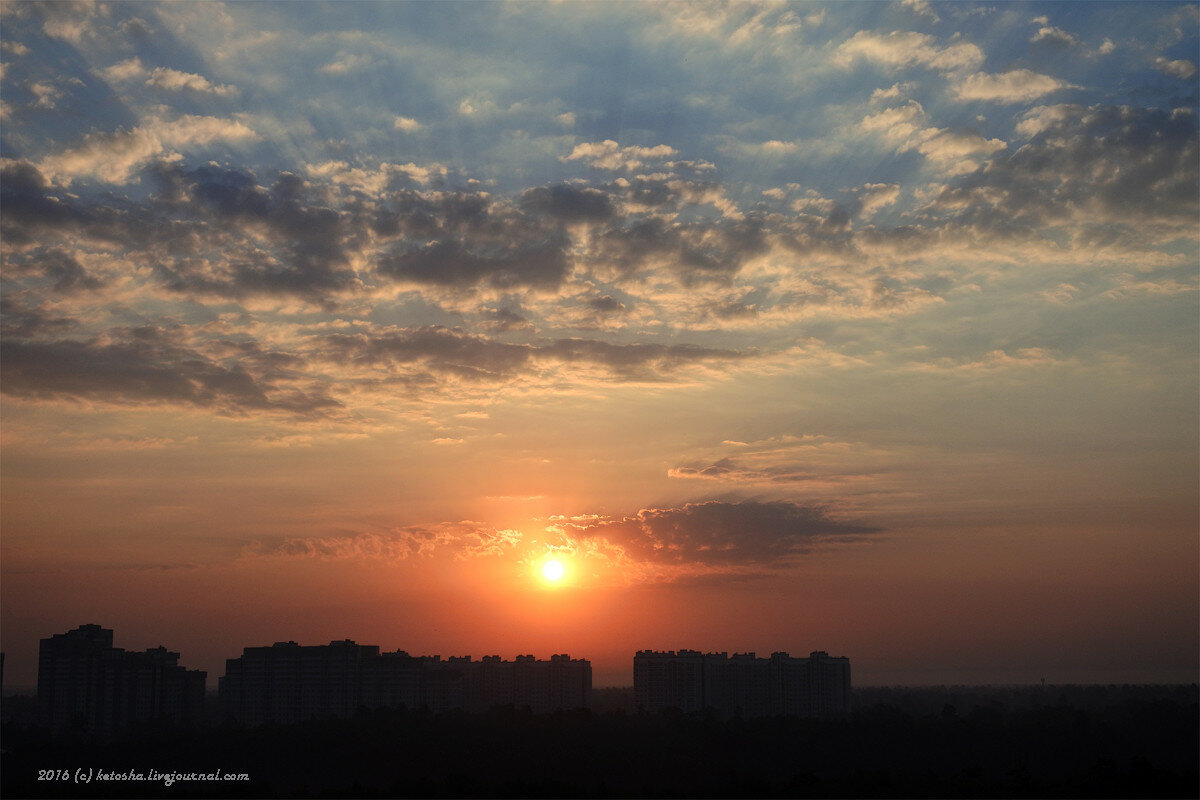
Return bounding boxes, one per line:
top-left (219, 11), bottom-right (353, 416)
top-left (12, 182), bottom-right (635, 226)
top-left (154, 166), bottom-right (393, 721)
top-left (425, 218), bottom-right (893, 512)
top-left (1, 0), bottom-right (1197, 690)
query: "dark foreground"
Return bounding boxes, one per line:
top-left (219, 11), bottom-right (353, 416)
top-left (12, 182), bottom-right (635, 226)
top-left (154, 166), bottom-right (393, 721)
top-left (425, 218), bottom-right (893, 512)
top-left (3, 685), bottom-right (1196, 799)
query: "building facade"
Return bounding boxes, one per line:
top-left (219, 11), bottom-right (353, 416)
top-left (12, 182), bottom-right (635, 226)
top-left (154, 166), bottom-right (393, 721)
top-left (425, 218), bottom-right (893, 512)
top-left (221, 642), bottom-right (590, 724)
top-left (634, 649), bottom-right (850, 717)
top-left (37, 624), bottom-right (206, 736)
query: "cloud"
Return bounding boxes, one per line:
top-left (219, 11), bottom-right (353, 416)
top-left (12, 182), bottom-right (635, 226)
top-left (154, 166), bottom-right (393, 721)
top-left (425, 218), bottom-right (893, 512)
top-left (835, 30), bottom-right (984, 72)
top-left (853, 183), bottom-right (901, 217)
top-left (901, 0), bottom-right (939, 23)
top-left (1102, 273), bottom-right (1198, 300)
top-left (915, 128), bottom-right (1006, 163)
top-left (306, 160), bottom-right (447, 193)
top-left (317, 326), bottom-right (751, 384)
top-left (916, 347), bottom-right (1063, 373)
top-left (0, 297), bottom-right (79, 339)
top-left (590, 213), bottom-right (769, 285)
top-left (36, 115), bottom-right (260, 185)
top-left (247, 522), bottom-right (523, 562)
top-left (871, 82), bottom-right (915, 102)
top-left (1155, 57), bottom-right (1197, 80)
top-left (563, 140), bottom-right (679, 171)
top-left (150, 164), bottom-right (357, 301)
top-left (26, 80), bottom-right (67, 109)
top-left (861, 101), bottom-right (926, 142)
top-left (861, 101), bottom-right (1006, 172)
top-left (476, 307), bottom-right (536, 333)
top-left (1, 160), bottom-right (362, 304)
top-left (318, 51), bottom-right (378, 75)
top-left (378, 236), bottom-right (570, 291)
top-left (715, 138), bottom-right (806, 160)
top-left (520, 184), bottom-right (617, 222)
top-left (0, 327), bottom-right (338, 416)
top-left (5, 247), bottom-right (104, 293)
top-left (101, 57), bottom-right (146, 82)
top-left (650, 2), bottom-right (806, 46)
top-left (666, 434), bottom-right (886, 490)
top-left (563, 500), bottom-right (879, 566)
top-left (0, 160), bottom-right (126, 246)
top-left (393, 116), bottom-right (421, 131)
top-left (1, 40), bottom-right (31, 57)
top-left (1030, 21), bottom-right (1079, 48)
top-left (953, 69), bottom-right (1078, 104)
top-left (37, 0), bottom-right (100, 44)
top-left (145, 66), bottom-right (239, 96)
top-left (939, 104), bottom-right (1198, 233)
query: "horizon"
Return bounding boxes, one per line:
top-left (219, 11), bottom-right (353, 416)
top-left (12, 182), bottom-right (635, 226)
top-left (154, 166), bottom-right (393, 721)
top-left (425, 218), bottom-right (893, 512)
top-left (5, 622), bottom-right (1198, 691)
top-left (2, 0), bottom-right (1198, 695)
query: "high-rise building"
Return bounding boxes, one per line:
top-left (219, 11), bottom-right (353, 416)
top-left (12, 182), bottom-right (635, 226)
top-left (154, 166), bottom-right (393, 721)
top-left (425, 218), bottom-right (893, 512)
top-left (219, 639), bottom-right (381, 726)
top-left (221, 642), bottom-right (590, 724)
top-left (37, 624), bottom-right (206, 736)
top-left (634, 649), bottom-right (850, 717)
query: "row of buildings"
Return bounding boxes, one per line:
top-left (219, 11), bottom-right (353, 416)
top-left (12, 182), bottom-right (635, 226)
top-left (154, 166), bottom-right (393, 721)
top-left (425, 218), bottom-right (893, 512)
top-left (220, 641), bottom-right (591, 723)
top-left (34, 625), bottom-right (850, 735)
top-left (634, 650), bottom-right (851, 717)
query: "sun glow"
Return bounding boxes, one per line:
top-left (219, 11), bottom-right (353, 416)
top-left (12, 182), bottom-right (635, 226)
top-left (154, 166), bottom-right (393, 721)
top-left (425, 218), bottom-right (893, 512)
top-left (542, 559), bottom-right (565, 582)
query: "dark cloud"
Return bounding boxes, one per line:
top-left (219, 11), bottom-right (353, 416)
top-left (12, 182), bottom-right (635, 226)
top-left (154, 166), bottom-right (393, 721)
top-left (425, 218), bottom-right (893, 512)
top-left (363, 190), bottom-right (482, 241)
top-left (586, 294), bottom-right (627, 314)
top-left (593, 216), bottom-right (680, 275)
top-left (520, 184), bottom-right (617, 221)
top-left (320, 326), bottom-right (535, 381)
top-left (0, 297), bottom-right (79, 338)
top-left (0, 161), bottom-right (92, 246)
top-left (933, 104), bottom-right (1198, 231)
top-left (593, 212), bottom-right (770, 285)
top-left (368, 186), bottom-right (585, 291)
top-left (6, 248), bottom-right (104, 292)
top-left (5, 157), bottom-right (771, 312)
top-left (0, 327), bottom-right (339, 416)
top-left (317, 326), bottom-right (749, 383)
top-left (2, 160), bottom-right (357, 304)
top-left (477, 307), bottom-right (536, 333)
top-left (0, 161), bottom-right (196, 251)
top-left (150, 164), bottom-right (356, 301)
top-left (570, 500), bottom-right (879, 565)
top-left (377, 237), bottom-right (569, 290)
top-left (588, 212), bottom-right (768, 287)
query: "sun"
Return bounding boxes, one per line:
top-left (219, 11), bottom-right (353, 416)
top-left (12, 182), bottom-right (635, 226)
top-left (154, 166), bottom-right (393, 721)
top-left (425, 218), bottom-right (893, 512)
top-left (542, 559), bottom-right (565, 582)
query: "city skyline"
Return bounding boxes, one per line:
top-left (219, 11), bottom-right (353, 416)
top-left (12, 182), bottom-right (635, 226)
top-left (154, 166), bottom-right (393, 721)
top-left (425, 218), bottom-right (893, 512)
top-left (2, 1), bottom-right (1198, 691)
top-left (33, 623), bottom-right (859, 737)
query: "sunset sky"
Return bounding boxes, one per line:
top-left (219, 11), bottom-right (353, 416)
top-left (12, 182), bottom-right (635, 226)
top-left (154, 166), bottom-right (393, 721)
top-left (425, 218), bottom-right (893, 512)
top-left (2, 0), bottom-right (1197, 689)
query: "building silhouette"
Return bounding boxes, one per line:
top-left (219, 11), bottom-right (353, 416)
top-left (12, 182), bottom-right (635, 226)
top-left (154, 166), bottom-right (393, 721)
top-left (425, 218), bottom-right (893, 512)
top-left (634, 650), bottom-right (850, 717)
top-left (220, 641), bottom-right (590, 724)
top-left (37, 624), bottom-right (206, 736)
